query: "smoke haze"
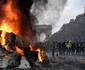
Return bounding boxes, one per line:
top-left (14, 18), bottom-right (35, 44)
top-left (31, 0), bottom-right (67, 33)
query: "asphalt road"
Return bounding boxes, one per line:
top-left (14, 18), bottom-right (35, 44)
top-left (3, 55), bottom-right (85, 70)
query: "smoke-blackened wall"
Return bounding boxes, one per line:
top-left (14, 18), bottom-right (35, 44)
top-left (31, 0), bottom-right (67, 31)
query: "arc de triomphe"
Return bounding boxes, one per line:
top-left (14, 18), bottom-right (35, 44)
top-left (34, 25), bottom-right (52, 42)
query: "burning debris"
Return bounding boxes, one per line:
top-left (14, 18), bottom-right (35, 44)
top-left (0, 0), bottom-right (34, 41)
top-left (0, 0), bottom-right (47, 69)
top-left (0, 31), bottom-right (46, 69)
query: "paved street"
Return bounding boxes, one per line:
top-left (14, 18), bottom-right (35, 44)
top-left (5, 55), bottom-right (85, 70)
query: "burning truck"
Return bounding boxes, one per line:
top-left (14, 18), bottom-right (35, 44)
top-left (0, 32), bottom-right (45, 69)
top-left (0, 0), bottom-right (48, 70)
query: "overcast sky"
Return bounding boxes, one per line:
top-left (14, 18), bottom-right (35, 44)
top-left (52, 0), bottom-right (85, 34)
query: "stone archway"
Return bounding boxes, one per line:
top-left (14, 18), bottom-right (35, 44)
top-left (34, 25), bottom-right (52, 42)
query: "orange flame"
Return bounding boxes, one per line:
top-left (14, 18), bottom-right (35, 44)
top-left (30, 45), bottom-right (44, 62)
top-left (5, 45), bottom-right (24, 56)
top-left (0, 0), bottom-right (20, 34)
top-left (0, 0), bottom-right (21, 51)
top-left (0, 0), bottom-right (19, 47)
top-left (15, 46), bottom-right (24, 55)
top-left (0, 0), bottom-right (45, 62)
top-left (1, 31), bottom-right (6, 45)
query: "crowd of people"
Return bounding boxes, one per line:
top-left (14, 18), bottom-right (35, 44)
top-left (54, 41), bottom-right (85, 57)
top-left (43, 41), bottom-right (85, 57)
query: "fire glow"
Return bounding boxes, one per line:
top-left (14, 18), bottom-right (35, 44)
top-left (0, 0), bottom-right (44, 62)
top-left (30, 45), bottom-right (44, 62)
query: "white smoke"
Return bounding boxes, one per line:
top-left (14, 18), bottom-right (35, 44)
top-left (31, 0), bottom-right (67, 34)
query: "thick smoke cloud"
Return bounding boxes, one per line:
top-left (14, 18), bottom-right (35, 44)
top-left (31, 0), bottom-right (67, 33)
top-left (0, 0), bottom-right (34, 41)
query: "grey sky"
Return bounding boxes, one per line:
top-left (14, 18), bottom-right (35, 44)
top-left (52, 0), bottom-right (85, 34)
